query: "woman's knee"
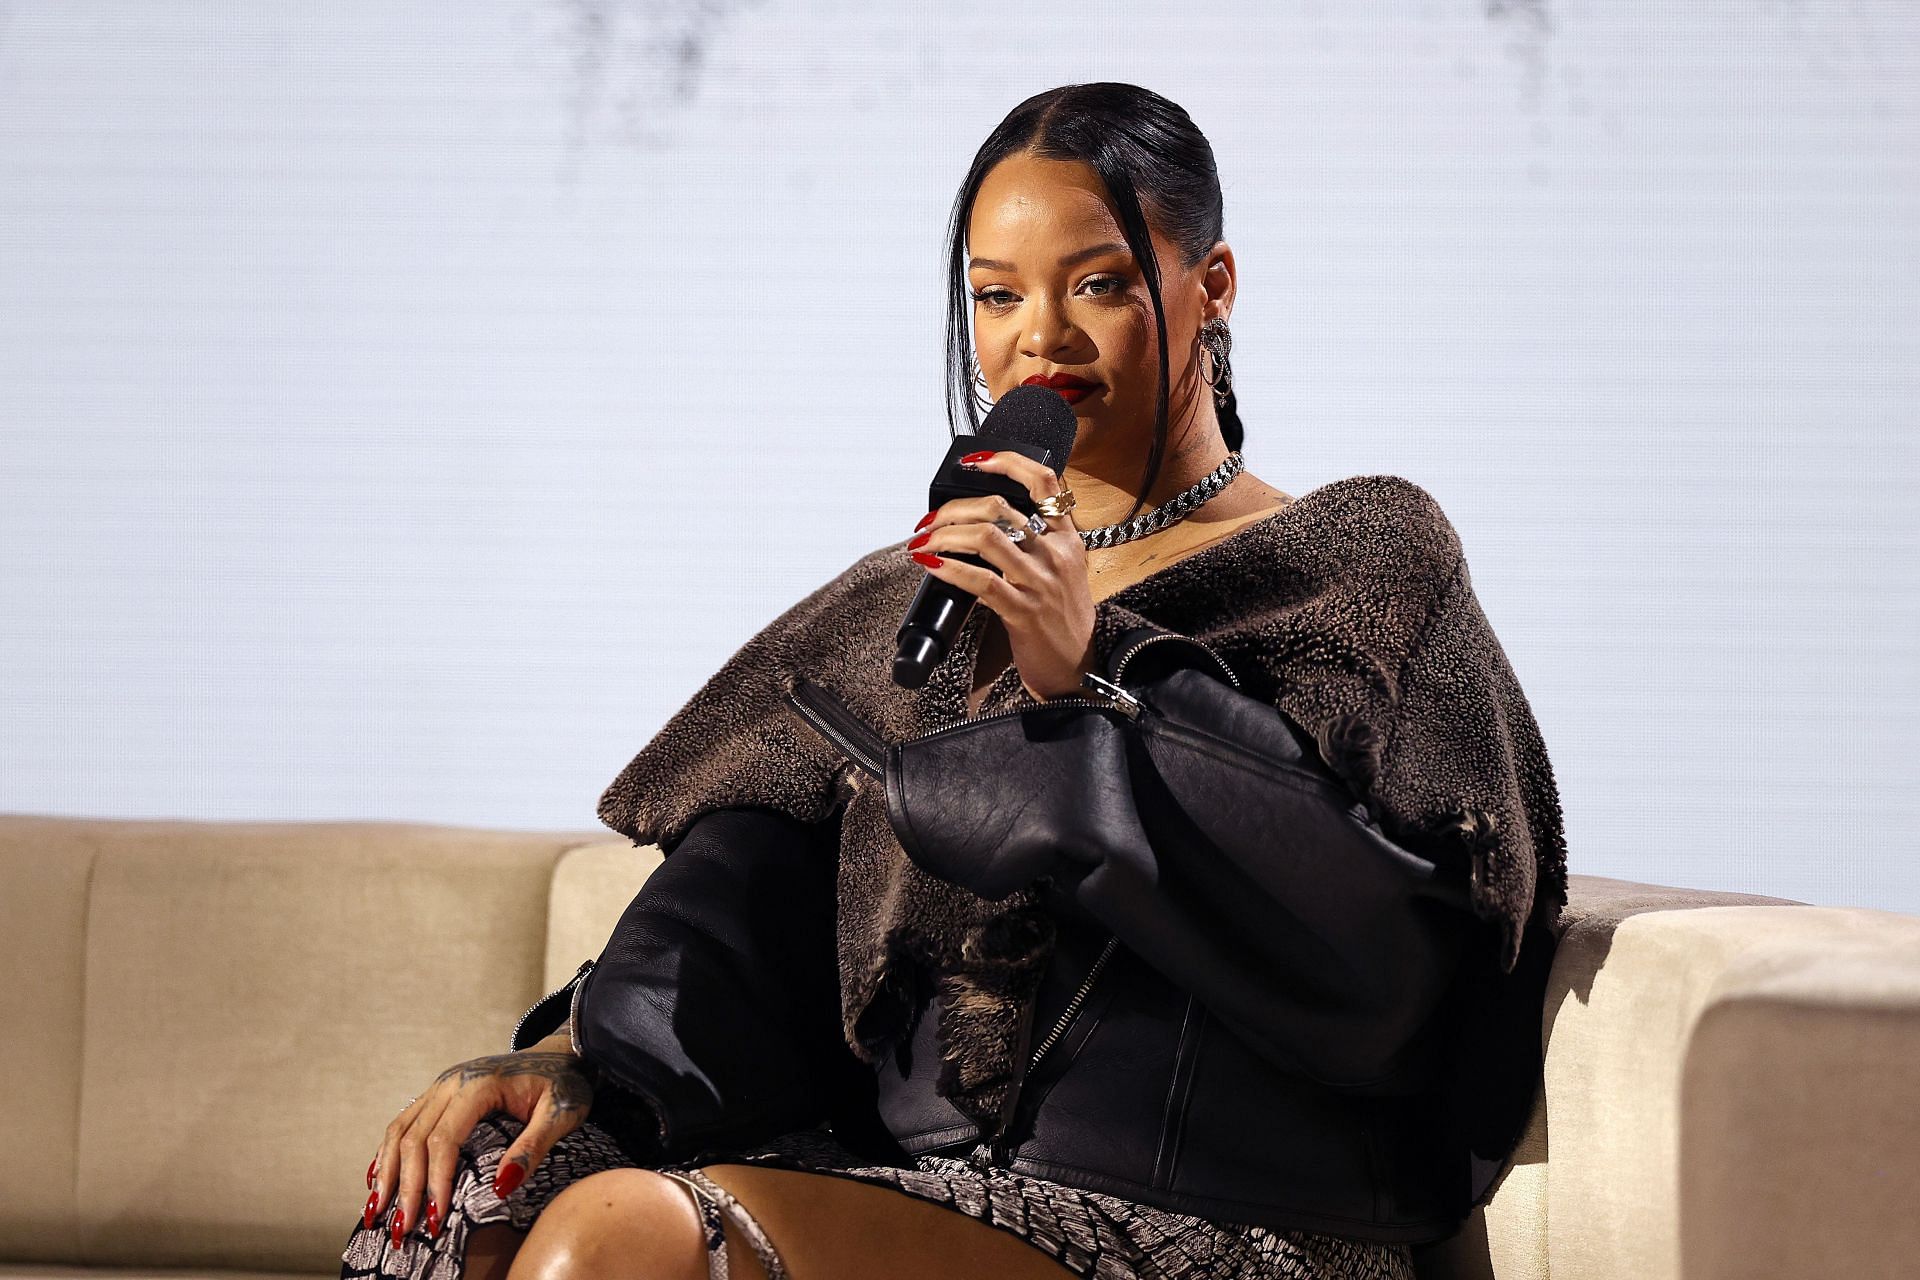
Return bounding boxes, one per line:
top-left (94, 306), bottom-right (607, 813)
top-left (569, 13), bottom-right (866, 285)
top-left (505, 1169), bottom-right (708, 1280)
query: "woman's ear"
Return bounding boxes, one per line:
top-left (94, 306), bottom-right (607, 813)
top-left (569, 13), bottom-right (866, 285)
top-left (1203, 241), bottom-right (1236, 318)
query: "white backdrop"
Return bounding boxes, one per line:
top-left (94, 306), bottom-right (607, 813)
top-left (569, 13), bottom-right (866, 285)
top-left (2, 1), bottom-right (1914, 913)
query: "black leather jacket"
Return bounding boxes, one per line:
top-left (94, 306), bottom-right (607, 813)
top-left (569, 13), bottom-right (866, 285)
top-left (510, 632), bottom-right (1549, 1246)
top-left (874, 879), bottom-right (1480, 1242)
top-left (866, 726), bottom-right (1490, 1241)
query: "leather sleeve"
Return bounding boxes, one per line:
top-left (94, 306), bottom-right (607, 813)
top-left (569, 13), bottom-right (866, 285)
top-left (561, 804), bottom-right (877, 1164)
top-left (507, 959), bottom-right (592, 1054)
top-left (1050, 718), bottom-right (1476, 1093)
top-left (891, 630), bottom-right (1484, 1095)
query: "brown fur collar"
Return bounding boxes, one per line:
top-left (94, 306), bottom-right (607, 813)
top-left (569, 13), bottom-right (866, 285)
top-left (596, 474), bottom-right (1569, 1136)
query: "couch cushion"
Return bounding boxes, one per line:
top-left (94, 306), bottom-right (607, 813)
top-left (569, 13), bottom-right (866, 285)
top-left (0, 817), bottom-right (615, 1273)
top-left (541, 839), bottom-right (660, 994)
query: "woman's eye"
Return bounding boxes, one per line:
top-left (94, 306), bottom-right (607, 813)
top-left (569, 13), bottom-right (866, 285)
top-left (971, 276), bottom-right (1127, 309)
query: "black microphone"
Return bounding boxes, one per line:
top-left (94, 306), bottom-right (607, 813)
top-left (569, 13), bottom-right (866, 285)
top-left (892, 384), bottom-right (1080, 690)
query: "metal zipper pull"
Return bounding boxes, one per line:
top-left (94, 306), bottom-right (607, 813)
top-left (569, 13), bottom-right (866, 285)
top-left (1077, 671), bottom-right (1142, 718)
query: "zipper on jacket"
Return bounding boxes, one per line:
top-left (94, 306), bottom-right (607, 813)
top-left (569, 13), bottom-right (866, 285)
top-left (510, 957), bottom-right (596, 1051)
top-left (786, 678), bottom-right (886, 778)
top-left (919, 628), bottom-right (1242, 755)
top-left (897, 665), bottom-right (1164, 763)
top-left (790, 628), bottom-right (1236, 773)
top-left (1024, 933), bottom-right (1119, 1072)
top-left (904, 689), bottom-right (1136, 753)
top-left (1109, 629), bottom-right (1241, 691)
top-left (567, 959), bottom-right (594, 1058)
top-left (972, 933), bottom-right (1120, 1169)
top-left (1077, 670), bottom-right (1142, 718)
top-left (522, 956), bottom-right (674, 1152)
top-left (790, 682), bottom-right (1145, 779)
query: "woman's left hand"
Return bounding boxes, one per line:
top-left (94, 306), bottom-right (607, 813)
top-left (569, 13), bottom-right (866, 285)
top-left (904, 448), bottom-right (1096, 702)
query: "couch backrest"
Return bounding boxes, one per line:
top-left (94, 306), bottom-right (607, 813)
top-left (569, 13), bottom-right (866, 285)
top-left (0, 815), bottom-right (650, 1274)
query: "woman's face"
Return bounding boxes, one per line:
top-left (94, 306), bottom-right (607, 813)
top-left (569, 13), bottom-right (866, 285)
top-left (965, 150), bottom-right (1233, 472)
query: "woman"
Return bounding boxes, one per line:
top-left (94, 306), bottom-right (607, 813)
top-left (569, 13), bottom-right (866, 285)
top-left (342, 82), bottom-right (1565, 1280)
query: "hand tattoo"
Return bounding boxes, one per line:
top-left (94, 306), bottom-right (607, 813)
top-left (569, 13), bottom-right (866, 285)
top-left (433, 1052), bottom-right (597, 1114)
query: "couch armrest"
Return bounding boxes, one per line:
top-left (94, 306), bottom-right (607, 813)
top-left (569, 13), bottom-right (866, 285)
top-left (1538, 873), bottom-right (1920, 1280)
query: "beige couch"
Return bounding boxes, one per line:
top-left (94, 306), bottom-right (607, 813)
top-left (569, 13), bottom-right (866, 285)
top-left (3, 814), bottom-right (1916, 1280)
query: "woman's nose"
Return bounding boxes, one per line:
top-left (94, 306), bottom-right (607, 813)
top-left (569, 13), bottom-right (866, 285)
top-left (1023, 306), bottom-right (1083, 359)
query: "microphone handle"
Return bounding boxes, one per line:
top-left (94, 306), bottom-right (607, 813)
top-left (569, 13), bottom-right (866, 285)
top-left (892, 552), bottom-right (997, 690)
top-left (891, 436), bottom-right (1056, 691)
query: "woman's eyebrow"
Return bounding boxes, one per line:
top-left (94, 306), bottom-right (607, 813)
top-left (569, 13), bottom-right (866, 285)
top-left (968, 241), bottom-right (1129, 272)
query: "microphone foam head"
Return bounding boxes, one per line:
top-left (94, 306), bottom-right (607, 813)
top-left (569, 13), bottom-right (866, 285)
top-left (977, 383), bottom-right (1080, 476)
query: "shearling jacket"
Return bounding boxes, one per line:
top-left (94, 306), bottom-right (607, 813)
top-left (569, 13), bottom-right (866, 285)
top-left (565, 472), bottom-right (1569, 1239)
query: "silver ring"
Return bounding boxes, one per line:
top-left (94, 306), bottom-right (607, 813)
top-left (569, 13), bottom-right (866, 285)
top-left (991, 516), bottom-right (1027, 544)
top-left (1024, 510), bottom-right (1048, 537)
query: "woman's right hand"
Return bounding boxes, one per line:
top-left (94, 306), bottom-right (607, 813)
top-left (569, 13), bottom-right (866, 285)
top-left (362, 1029), bottom-right (595, 1245)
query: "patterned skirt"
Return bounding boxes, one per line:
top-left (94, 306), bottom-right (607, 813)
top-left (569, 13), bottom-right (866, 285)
top-left (338, 1112), bottom-right (1417, 1280)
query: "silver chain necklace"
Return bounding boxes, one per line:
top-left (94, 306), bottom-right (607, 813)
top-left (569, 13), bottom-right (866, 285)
top-left (1074, 450), bottom-right (1247, 551)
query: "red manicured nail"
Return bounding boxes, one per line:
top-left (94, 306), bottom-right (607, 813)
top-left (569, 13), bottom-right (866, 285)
top-left (495, 1161), bottom-right (527, 1198)
top-left (959, 450), bottom-right (995, 465)
top-left (367, 1156), bottom-right (377, 1189)
top-left (911, 552), bottom-right (943, 568)
top-left (426, 1197), bottom-right (440, 1238)
top-left (914, 511), bottom-right (936, 531)
top-left (363, 1191), bottom-right (379, 1230)
top-left (389, 1206), bottom-right (405, 1246)
top-left (908, 532), bottom-right (930, 550)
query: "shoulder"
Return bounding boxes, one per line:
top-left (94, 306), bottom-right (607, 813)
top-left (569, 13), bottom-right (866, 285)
top-left (736, 540), bottom-right (917, 641)
top-left (803, 536), bottom-right (926, 611)
top-left (1296, 473), bottom-right (1464, 584)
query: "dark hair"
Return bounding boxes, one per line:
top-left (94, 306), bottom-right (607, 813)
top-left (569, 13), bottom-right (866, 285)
top-left (943, 82), bottom-right (1243, 528)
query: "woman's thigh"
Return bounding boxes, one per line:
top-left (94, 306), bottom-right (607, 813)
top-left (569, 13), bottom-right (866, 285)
top-left (694, 1161), bottom-right (1081, 1280)
top-left (506, 1169), bottom-right (709, 1280)
top-left (464, 1222), bottom-right (526, 1280)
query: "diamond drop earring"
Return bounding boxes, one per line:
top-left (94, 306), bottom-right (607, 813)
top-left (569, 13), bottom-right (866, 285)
top-left (1198, 316), bottom-right (1233, 405)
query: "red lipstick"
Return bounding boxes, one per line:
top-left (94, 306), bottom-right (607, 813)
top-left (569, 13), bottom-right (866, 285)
top-left (1022, 372), bottom-right (1101, 404)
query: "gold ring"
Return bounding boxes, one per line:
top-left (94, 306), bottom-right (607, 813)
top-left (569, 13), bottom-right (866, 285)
top-left (1034, 489), bottom-right (1076, 519)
